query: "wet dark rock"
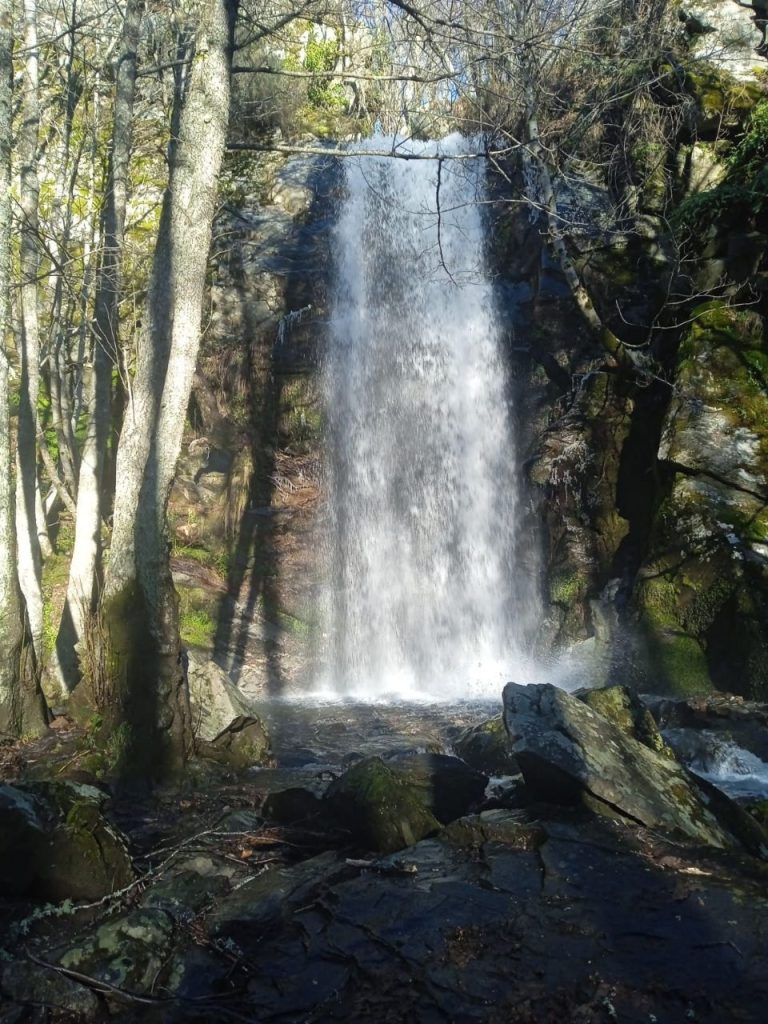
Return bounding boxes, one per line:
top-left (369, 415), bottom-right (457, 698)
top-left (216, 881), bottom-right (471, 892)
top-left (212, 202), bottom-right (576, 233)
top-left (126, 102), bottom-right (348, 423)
top-left (575, 684), bottom-right (675, 758)
top-left (0, 961), bottom-right (99, 1016)
top-left (216, 808), bottom-right (264, 833)
top-left (262, 786), bottom-right (322, 824)
top-left (208, 851), bottom-right (349, 946)
top-left (324, 756), bottom-right (441, 853)
top-left (444, 809), bottom-right (546, 851)
top-left (503, 682), bottom-right (767, 855)
top-left (206, 714), bottom-right (273, 768)
top-left (452, 715), bottom-right (519, 775)
top-left (382, 752), bottom-right (488, 823)
top-left (142, 869), bottom-right (231, 921)
top-left (0, 785), bottom-right (47, 897)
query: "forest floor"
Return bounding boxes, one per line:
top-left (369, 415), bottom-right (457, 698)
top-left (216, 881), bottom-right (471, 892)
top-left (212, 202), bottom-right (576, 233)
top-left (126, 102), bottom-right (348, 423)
top-left (2, 704), bottom-right (768, 1023)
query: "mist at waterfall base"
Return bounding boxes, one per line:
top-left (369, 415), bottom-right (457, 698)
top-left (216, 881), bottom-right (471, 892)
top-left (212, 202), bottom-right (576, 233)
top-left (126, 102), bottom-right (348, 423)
top-left (313, 134), bottom-right (541, 703)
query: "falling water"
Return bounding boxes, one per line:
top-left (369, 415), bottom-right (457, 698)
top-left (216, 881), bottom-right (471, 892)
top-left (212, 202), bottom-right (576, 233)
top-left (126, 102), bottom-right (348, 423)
top-left (321, 134), bottom-right (538, 701)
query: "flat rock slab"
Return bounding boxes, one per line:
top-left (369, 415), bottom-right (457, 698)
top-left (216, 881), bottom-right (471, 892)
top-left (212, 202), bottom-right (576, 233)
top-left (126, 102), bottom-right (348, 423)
top-left (189, 816), bottom-right (768, 1023)
top-left (7, 812), bottom-right (768, 1023)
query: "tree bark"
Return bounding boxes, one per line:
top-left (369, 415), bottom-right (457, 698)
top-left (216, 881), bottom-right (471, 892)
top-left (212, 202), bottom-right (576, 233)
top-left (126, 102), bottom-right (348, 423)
top-left (15, 0), bottom-right (49, 666)
top-left (57, 0), bottom-right (144, 692)
top-left (0, 0), bottom-right (48, 737)
top-left (99, 0), bottom-right (238, 782)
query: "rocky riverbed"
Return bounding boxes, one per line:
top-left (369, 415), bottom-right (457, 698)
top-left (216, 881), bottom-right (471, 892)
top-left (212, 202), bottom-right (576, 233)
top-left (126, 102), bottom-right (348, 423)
top-left (3, 681), bottom-right (768, 1022)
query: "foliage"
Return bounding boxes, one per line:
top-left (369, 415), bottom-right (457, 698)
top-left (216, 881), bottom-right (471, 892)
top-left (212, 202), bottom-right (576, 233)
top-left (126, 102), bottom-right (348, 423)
top-left (304, 36), bottom-right (345, 110)
top-left (673, 101), bottom-right (768, 234)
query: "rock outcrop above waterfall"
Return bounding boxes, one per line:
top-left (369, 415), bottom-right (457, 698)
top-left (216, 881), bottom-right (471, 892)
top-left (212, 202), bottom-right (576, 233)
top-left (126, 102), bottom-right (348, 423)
top-left (502, 682), bottom-right (768, 857)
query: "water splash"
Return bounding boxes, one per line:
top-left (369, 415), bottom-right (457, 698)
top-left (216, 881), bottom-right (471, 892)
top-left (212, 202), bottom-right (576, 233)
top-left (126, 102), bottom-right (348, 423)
top-left (319, 134), bottom-right (539, 701)
top-left (664, 728), bottom-right (768, 800)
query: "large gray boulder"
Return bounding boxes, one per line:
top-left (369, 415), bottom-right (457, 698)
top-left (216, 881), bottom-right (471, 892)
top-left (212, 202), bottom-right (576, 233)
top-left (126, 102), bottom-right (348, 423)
top-left (187, 652), bottom-right (254, 741)
top-left (502, 682), bottom-right (768, 856)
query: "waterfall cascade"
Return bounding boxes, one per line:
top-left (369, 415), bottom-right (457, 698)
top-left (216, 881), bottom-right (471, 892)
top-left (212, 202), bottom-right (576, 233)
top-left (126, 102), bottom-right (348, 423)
top-left (321, 134), bottom-right (538, 700)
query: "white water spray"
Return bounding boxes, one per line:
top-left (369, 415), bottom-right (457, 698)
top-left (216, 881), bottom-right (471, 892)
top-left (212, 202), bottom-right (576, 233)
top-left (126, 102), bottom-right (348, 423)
top-left (320, 135), bottom-right (538, 700)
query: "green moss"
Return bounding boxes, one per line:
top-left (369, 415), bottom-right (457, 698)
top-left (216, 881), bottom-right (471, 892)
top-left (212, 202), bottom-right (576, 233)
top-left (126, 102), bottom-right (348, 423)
top-left (152, 582), bottom-right (220, 653)
top-left (638, 577), bottom-right (679, 630)
top-left (274, 608), bottom-right (315, 639)
top-left (637, 575), bottom-right (714, 695)
top-left (682, 575), bottom-right (735, 636)
top-left (549, 572), bottom-right (584, 607)
top-left (649, 632), bottom-right (714, 696)
top-left (179, 607), bottom-right (216, 648)
top-left (687, 301), bottom-right (763, 349)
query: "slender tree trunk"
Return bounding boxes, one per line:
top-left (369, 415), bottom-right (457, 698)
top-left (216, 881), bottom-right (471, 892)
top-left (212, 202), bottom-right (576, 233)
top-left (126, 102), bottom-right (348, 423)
top-left (98, 0), bottom-right (238, 782)
top-left (0, 0), bottom-right (47, 737)
top-left (57, 0), bottom-right (144, 691)
top-left (15, 0), bottom-right (48, 663)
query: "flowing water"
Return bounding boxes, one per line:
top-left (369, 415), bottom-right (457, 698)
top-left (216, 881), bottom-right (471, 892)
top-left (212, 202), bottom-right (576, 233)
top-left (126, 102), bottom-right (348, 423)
top-left (319, 135), bottom-right (539, 701)
top-left (664, 728), bottom-right (768, 800)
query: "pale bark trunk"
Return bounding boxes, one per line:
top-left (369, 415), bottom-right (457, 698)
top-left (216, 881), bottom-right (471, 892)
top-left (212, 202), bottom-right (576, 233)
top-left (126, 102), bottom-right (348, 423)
top-left (100, 0), bottom-right (238, 781)
top-left (0, 0), bottom-right (47, 736)
top-left (57, 0), bottom-right (143, 691)
top-left (15, 0), bottom-right (48, 662)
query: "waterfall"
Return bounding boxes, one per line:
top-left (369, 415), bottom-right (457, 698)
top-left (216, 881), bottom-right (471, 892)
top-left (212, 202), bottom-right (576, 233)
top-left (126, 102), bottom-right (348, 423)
top-left (321, 134), bottom-right (537, 700)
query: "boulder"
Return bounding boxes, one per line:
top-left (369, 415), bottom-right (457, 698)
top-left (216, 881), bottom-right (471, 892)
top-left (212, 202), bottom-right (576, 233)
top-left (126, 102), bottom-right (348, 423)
top-left (324, 757), bottom-right (441, 853)
top-left (502, 682), bottom-right (768, 856)
top-left (0, 785), bottom-right (47, 897)
top-left (383, 752), bottom-right (487, 823)
top-left (0, 781), bottom-right (134, 901)
top-left (452, 716), bottom-right (519, 775)
top-left (187, 653), bottom-right (254, 741)
top-left (575, 685), bottom-right (675, 758)
top-left (57, 908), bottom-right (175, 996)
top-left (262, 787), bottom-right (323, 824)
top-left (207, 715), bottom-right (273, 768)
top-left (0, 961), bottom-right (99, 1017)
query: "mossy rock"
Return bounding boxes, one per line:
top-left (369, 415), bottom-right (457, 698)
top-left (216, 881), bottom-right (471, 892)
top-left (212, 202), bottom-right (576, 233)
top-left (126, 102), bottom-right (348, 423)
top-left (38, 799), bottom-right (135, 902)
top-left (452, 716), bottom-right (519, 775)
top-left (206, 715), bottom-right (273, 768)
top-left (549, 571), bottom-right (587, 608)
top-left (383, 753), bottom-right (488, 824)
top-left (263, 787), bottom-right (322, 824)
top-left (575, 685), bottom-right (676, 758)
top-left (0, 781), bottom-right (134, 901)
top-left (58, 908), bottom-right (175, 996)
top-left (683, 66), bottom-right (762, 139)
top-left (635, 573), bottom-right (715, 696)
top-left (324, 757), bottom-right (441, 853)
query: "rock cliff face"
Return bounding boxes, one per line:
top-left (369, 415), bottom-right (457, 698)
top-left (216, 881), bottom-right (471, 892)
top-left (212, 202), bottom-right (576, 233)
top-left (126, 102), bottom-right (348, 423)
top-left (495, 4), bottom-right (768, 696)
top-left (170, 5), bottom-right (768, 700)
top-left (167, 147), bottom-right (338, 696)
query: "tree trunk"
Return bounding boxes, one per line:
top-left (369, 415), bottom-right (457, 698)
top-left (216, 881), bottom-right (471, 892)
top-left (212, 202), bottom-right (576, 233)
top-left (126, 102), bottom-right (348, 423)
top-left (15, 0), bottom-right (48, 665)
top-left (57, 0), bottom-right (144, 692)
top-left (99, 0), bottom-right (239, 783)
top-left (0, 0), bottom-right (48, 737)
